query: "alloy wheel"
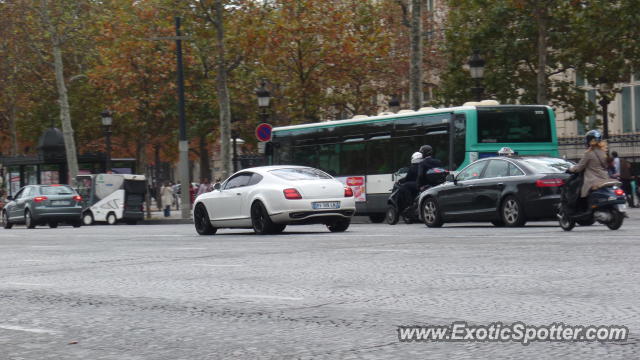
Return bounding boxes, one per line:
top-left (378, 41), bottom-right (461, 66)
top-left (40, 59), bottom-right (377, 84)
top-left (503, 199), bottom-right (519, 224)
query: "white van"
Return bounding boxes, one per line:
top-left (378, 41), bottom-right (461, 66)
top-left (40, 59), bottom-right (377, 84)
top-left (76, 174), bottom-right (146, 225)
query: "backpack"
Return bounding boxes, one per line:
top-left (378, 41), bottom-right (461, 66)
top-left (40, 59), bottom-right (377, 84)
top-left (425, 167), bottom-right (449, 186)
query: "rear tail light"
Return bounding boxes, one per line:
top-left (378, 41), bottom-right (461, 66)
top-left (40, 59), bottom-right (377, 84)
top-left (283, 188), bottom-right (302, 200)
top-left (535, 178), bottom-right (565, 187)
top-left (33, 196), bottom-right (48, 203)
top-left (614, 188), bottom-right (625, 196)
top-left (344, 186), bottom-right (353, 197)
top-left (73, 195), bottom-right (82, 202)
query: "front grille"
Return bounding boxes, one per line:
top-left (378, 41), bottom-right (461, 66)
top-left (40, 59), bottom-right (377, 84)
top-left (289, 210), bottom-right (355, 219)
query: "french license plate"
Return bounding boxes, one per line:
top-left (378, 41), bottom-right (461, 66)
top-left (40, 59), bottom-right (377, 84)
top-left (312, 201), bottom-right (340, 210)
top-left (51, 201), bottom-right (70, 206)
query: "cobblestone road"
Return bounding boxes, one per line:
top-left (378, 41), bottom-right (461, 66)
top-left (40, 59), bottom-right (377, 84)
top-left (1, 212), bottom-right (639, 359)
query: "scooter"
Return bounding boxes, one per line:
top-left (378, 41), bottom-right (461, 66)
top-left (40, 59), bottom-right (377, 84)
top-left (558, 180), bottom-right (627, 231)
top-left (386, 180), bottom-right (420, 225)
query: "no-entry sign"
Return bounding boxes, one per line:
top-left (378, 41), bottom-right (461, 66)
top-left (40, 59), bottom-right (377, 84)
top-left (255, 123), bottom-right (273, 142)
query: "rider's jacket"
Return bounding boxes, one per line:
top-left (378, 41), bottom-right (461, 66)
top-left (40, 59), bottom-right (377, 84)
top-left (417, 157), bottom-right (444, 189)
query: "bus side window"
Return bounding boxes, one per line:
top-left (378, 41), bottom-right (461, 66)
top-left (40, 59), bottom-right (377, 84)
top-left (366, 138), bottom-right (393, 175)
top-left (318, 143), bottom-right (340, 176)
top-left (340, 142), bottom-right (366, 176)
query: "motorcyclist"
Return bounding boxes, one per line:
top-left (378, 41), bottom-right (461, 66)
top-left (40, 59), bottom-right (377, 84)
top-left (416, 144), bottom-right (444, 191)
top-left (569, 130), bottom-right (619, 209)
top-left (396, 152), bottom-right (422, 213)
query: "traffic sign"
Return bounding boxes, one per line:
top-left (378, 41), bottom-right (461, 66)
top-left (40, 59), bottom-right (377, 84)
top-left (255, 123), bottom-right (273, 142)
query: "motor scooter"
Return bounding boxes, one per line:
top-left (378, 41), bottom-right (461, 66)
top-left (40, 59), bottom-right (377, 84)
top-left (385, 180), bottom-right (420, 225)
top-left (558, 178), bottom-right (627, 231)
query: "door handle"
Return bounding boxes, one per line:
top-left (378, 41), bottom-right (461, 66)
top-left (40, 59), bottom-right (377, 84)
top-left (497, 183), bottom-right (504, 187)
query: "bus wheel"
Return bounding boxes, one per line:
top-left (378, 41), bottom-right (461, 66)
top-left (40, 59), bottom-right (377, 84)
top-left (82, 211), bottom-right (94, 226)
top-left (106, 212), bottom-right (117, 225)
top-left (369, 214), bottom-right (385, 223)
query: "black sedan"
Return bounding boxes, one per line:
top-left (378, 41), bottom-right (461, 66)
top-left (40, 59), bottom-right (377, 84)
top-left (2, 184), bottom-right (83, 229)
top-left (418, 156), bottom-right (573, 227)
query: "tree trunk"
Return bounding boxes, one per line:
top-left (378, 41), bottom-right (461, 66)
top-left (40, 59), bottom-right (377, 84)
top-left (535, 3), bottom-right (548, 105)
top-left (7, 102), bottom-right (18, 156)
top-left (409, 0), bottom-right (424, 110)
top-left (199, 134), bottom-right (211, 181)
top-left (137, 139), bottom-right (152, 219)
top-left (214, 0), bottom-right (232, 179)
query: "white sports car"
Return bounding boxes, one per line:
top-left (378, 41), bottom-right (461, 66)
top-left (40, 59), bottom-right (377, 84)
top-left (193, 166), bottom-right (356, 235)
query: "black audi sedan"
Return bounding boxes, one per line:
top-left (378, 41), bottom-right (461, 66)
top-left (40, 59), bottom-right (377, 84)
top-left (418, 156), bottom-right (573, 227)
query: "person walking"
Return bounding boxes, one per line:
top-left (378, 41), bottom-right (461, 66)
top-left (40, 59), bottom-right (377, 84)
top-left (197, 178), bottom-right (211, 197)
top-left (160, 182), bottom-right (174, 217)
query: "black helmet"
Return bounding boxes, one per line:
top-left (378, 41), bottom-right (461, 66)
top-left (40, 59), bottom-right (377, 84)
top-left (419, 145), bottom-right (433, 157)
top-left (585, 130), bottom-right (602, 147)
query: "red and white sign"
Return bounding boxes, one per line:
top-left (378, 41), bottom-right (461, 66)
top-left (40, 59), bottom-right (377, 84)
top-left (255, 123), bottom-right (273, 142)
top-left (337, 176), bottom-right (366, 202)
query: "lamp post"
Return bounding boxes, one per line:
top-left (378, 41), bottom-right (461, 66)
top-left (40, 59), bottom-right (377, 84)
top-left (388, 95), bottom-right (401, 113)
top-left (255, 80), bottom-right (271, 124)
top-left (598, 81), bottom-right (612, 140)
top-left (100, 110), bottom-right (113, 173)
top-left (468, 50), bottom-right (485, 102)
top-left (231, 129), bottom-right (239, 172)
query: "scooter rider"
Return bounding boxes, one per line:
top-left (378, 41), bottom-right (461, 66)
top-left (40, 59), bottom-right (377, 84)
top-left (416, 145), bottom-right (444, 191)
top-left (569, 130), bottom-right (618, 208)
top-left (396, 152), bottom-right (422, 213)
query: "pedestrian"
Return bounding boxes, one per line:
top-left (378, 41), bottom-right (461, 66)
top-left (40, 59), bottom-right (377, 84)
top-left (197, 178), bottom-right (211, 196)
top-left (160, 181), bottom-right (174, 217)
top-left (619, 156), bottom-right (635, 207)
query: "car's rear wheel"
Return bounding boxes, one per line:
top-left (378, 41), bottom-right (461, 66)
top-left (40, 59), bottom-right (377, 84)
top-left (327, 218), bottom-right (350, 232)
top-left (25, 210), bottom-right (36, 229)
top-left (194, 203), bottom-right (217, 235)
top-left (501, 196), bottom-right (526, 227)
top-left (251, 201), bottom-right (277, 235)
top-left (422, 198), bottom-right (443, 228)
top-left (368, 214), bottom-right (385, 223)
top-left (2, 211), bottom-right (13, 229)
top-left (82, 211), bottom-right (94, 226)
top-left (106, 212), bottom-right (117, 225)
top-left (48, 222), bottom-right (58, 228)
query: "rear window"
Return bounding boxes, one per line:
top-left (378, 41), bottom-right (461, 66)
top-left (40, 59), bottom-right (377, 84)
top-left (270, 168), bottom-right (332, 181)
top-left (40, 185), bottom-right (75, 195)
top-left (478, 107), bottom-right (551, 143)
top-left (521, 158), bottom-right (572, 173)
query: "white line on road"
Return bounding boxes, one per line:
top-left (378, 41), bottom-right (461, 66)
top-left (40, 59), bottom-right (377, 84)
top-left (0, 324), bottom-right (58, 334)
top-left (229, 294), bottom-right (303, 301)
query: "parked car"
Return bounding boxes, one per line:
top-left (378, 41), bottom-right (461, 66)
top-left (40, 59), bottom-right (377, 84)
top-left (2, 184), bottom-right (83, 229)
top-left (418, 156), bottom-right (573, 227)
top-left (193, 166), bottom-right (356, 235)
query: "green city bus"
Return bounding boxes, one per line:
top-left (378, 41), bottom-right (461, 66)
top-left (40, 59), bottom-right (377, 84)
top-left (269, 103), bottom-right (559, 222)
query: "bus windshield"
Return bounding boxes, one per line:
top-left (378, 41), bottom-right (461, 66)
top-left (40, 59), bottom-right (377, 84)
top-left (477, 107), bottom-right (551, 143)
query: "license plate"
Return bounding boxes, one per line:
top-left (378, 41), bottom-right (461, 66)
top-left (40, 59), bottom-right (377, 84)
top-left (617, 204), bottom-right (627, 211)
top-left (51, 201), bottom-right (70, 206)
top-left (312, 201), bottom-right (340, 210)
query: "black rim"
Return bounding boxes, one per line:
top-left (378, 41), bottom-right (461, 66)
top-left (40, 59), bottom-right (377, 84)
top-left (252, 204), bottom-right (265, 232)
top-left (194, 205), bottom-right (208, 232)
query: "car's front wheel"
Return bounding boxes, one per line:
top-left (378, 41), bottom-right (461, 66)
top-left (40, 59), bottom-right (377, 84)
top-left (501, 195), bottom-right (526, 227)
top-left (106, 212), bottom-right (117, 225)
top-left (327, 218), bottom-right (350, 232)
top-left (25, 210), bottom-right (36, 229)
top-left (194, 203), bottom-right (217, 235)
top-left (422, 198), bottom-right (443, 228)
top-left (82, 211), bottom-right (94, 226)
top-left (2, 211), bottom-right (13, 229)
top-left (251, 201), bottom-right (277, 235)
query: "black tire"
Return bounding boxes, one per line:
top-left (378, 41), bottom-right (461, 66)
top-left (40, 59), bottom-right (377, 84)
top-left (48, 222), bottom-right (58, 228)
top-left (422, 198), bottom-right (443, 228)
top-left (2, 211), bottom-right (13, 229)
top-left (369, 214), bottom-right (385, 223)
top-left (606, 210), bottom-right (624, 230)
top-left (82, 211), bottom-right (94, 226)
top-left (251, 201), bottom-right (277, 235)
top-left (501, 195), bottom-right (526, 227)
top-left (106, 212), bottom-right (117, 225)
top-left (386, 205), bottom-right (399, 225)
top-left (327, 218), bottom-right (350, 232)
top-left (558, 209), bottom-right (575, 231)
top-left (491, 220), bottom-right (505, 227)
top-left (194, 204), bottom-right (217, 235)
top-left (25, 210), bottom-right (36, 229)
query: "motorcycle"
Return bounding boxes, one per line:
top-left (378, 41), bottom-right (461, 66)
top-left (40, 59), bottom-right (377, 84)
top-left (558, 175), bottom-right (627, 231)
top-left (385, 180), bottom-right (420, 225)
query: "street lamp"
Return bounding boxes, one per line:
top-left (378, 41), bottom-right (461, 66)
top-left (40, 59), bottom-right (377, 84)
top-left (255, 80), bottom-right (271, 124)
top-left (388, 95), bottom-right (401, 113)
top-left (100, 109), bottom-right (113, 173)
top-left (468, 49), bottom-right (485, 101)
top-left (598, 81), bottom-right (612, 140)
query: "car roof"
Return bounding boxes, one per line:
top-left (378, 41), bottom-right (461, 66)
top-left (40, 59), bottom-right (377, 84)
top-left (476, 155), bottom-right (567, 162)
top-left (232, 165), bottom-right (312, 175)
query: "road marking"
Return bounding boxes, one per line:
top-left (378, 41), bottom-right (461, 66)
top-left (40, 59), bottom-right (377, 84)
top-left (0, 324), bottom-right (58, 334)
top-left (5, 282), bottom-right (50, 286)
top-left (444, 272), bottom-right (528, 278)
top-left (229, 295), bottom-right (303, 301)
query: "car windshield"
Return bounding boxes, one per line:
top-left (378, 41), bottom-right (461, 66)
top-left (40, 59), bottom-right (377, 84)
top-left (40, 185), bottom-right (75, 195)
top-left (521, 158), bottom-right (573, 173)
top-left (270, 168), bottom-right (332, 181)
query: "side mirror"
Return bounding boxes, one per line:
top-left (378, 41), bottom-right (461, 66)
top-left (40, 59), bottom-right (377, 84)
top-left (446, 173), bottom-right (455, 183)
top-left (213, 183), bottom-right (221, 190)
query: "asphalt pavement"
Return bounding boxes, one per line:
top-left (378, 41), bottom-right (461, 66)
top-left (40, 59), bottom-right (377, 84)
top-left (1, 211), bottom-right (639, 359)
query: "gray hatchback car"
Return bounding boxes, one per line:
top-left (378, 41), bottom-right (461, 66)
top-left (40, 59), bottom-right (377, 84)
top-left (2, 185), bottom-right (83, 229)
